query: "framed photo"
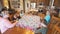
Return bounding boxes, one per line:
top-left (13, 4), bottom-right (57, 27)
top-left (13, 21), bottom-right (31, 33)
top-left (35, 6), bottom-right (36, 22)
top-left (30, 3), bottom-right (36, 9)
top-left (10, 0), bottom-right (20, 9)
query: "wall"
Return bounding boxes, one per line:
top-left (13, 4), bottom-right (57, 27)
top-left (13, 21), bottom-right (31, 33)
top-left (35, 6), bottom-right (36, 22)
top-left (30, 0), bottom-right (50, 6)
top-left (20, 0), bottom-right (23, 10)
top-left (0, 1), bottom-right (2, 11)
top-left (54, 0), bottom-right (60, 7)
top-left (3, 0), bottom-right (9, 8)
top-left (25, 0), bottom-right (30, 13)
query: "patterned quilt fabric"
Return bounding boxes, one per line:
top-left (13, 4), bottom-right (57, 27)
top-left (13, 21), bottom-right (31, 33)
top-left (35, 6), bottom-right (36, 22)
top-left (17, 14), bottom-right (46, 31)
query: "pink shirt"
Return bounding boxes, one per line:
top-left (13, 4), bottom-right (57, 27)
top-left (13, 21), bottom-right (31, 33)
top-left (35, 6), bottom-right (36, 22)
top-left (0, 17), bottom-right (15, 34)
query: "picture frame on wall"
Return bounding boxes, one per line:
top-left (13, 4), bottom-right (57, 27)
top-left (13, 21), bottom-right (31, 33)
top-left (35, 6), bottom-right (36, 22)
top-left (30, 3), bottom-right (36, 9)
top-left (10, 0), bottom-right (20, 9)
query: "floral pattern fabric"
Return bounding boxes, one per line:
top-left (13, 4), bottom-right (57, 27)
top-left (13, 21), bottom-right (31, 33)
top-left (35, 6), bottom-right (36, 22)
top-left (17, 15), bottom-right (46, 31)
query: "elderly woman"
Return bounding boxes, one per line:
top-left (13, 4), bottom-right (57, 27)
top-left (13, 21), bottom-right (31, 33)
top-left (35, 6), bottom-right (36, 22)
top-left (16, 12), bottom-right (47, 34)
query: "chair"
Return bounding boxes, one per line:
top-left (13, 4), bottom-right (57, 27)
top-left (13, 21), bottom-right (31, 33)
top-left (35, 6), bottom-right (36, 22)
top-left (38, 13), bottom-right (45, 19)
top-left (51, 22), bottom-right (60, 34)
top-left (47, 16), bottom-right (60, 34)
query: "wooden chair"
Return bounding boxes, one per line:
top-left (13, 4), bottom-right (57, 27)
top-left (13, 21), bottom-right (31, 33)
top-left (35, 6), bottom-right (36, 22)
top-left (38, 13), bottom-right (45, 19)
top-left (47, 16), bottom-right (60, 34)
top-left (52, 22), bottom-right (60, 34)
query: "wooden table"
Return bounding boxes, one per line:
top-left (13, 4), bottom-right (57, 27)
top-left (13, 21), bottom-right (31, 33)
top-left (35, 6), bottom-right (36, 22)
top-left (3, 27), bottom-right (34, 34)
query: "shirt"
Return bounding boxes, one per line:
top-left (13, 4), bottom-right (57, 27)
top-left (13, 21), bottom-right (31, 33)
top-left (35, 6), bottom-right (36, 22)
top-left (0, 17), bottom-right (15, 33)
top-left (44, 15), bottom-right (50, 23)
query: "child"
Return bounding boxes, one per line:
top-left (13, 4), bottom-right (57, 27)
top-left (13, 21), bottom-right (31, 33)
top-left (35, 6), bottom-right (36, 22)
top-left (44, 11), bottom-right (50, 25)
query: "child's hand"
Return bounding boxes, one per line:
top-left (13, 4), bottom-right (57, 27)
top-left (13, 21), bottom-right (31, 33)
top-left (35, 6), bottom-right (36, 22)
top-left (37, 27), bottom-right (41, 30)
top-left (41, 23), bottom-right (47, 28)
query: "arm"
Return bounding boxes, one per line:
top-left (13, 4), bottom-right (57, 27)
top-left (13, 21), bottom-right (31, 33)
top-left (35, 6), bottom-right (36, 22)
top-left (40, 17), bottom-right (47, 28)
top-left (4, 19), bottom-right (17, 28)
top-left (40, 23), bottom-right (47, 28)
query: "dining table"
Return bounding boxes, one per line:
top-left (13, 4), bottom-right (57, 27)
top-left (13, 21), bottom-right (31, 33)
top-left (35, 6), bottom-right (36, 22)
top-left (2, 26), bottom-right (34, 34)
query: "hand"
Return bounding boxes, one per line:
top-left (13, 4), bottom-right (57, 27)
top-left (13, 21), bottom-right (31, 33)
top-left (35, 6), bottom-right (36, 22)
top-left (15, 20), bottom-right (18, 23)
top-left (37, 27), bottom-right (41, 30)
top-left (41, 23), bottom-right (47, 28)
top-left (12, 20), bottom-right (18, 24)
top-left (13, 20), bottom-right (18, 22)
